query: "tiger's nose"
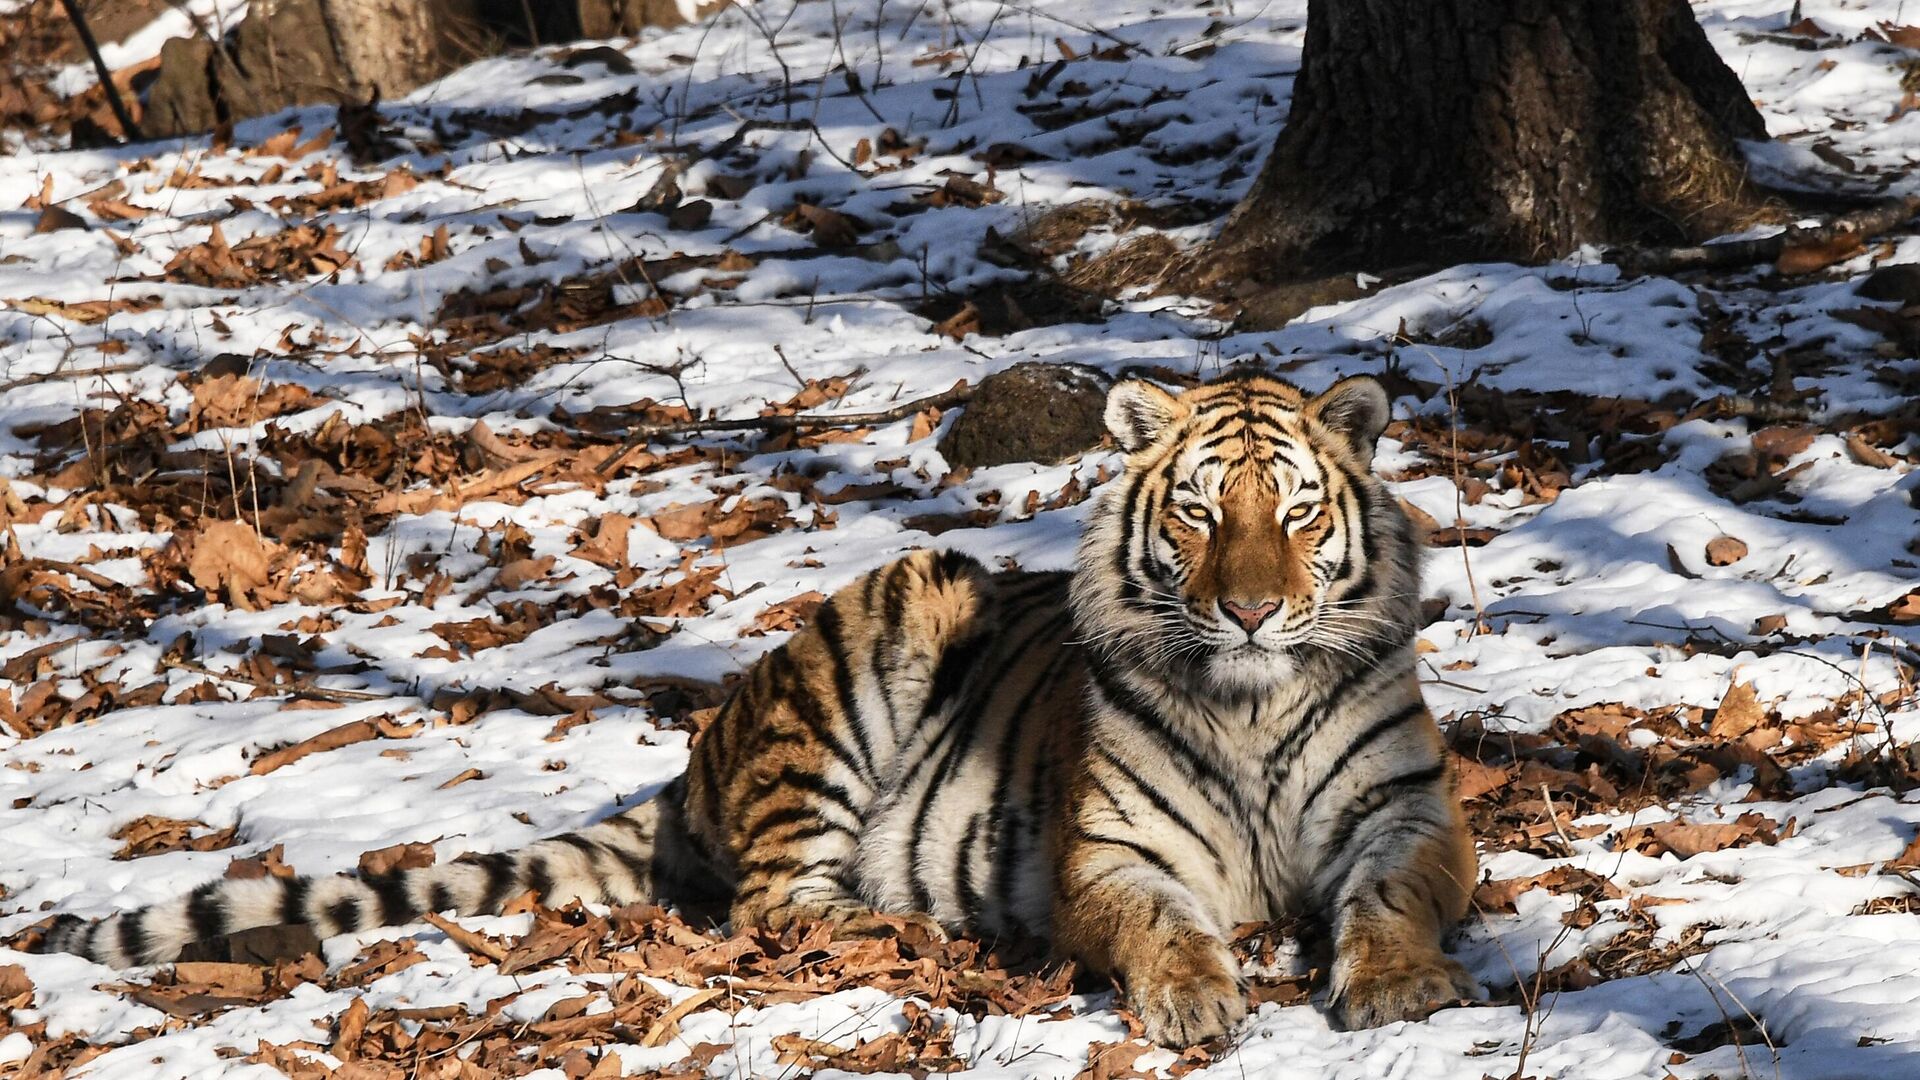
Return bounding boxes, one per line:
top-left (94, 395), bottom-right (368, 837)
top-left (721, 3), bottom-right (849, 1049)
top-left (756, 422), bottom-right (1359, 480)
top-left (1219, 598), bottom-right (1281, 633)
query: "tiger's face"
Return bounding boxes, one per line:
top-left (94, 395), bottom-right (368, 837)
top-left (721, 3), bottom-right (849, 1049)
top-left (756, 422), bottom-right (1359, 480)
top-left (1073, 370), bottom-right (1413, 694)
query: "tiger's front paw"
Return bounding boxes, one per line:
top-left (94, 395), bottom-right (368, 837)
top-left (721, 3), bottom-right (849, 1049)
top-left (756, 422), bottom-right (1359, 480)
top-left (1125, 936), bottom-right (1247, 1046)
top-left (1337, 951), bottom-right (1476, 1028)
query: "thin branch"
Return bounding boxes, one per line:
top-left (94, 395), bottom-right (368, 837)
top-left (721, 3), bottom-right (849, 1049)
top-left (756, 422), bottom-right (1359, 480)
top-left (160, 657), bottom-right (392, 703)
top-left (0, 362), bottom-right (143, 395)
top-left (57, 0), bottom-right (142, 142)
top-left (597, 381), bottom-right (972, 475)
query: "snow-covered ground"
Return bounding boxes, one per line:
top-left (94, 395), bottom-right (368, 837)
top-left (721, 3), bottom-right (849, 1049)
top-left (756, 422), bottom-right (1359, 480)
top-left (2, 0), bottom-right (1919, 1076)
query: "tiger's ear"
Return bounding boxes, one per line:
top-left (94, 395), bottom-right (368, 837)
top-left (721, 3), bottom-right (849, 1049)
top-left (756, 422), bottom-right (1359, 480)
top-left (1308, 376), bottom-right (1391, 465)
top-left (1104, 379), bottom-right (1183, 453)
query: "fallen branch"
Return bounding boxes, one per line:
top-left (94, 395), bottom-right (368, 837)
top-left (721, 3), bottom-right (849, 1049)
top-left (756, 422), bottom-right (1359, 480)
top-left (597, 380), bottom-right (972, 475)
top-left (0, 363), bottom-right (144, 395)
top-left (161, 658), bottom-right (392, 704)
top-left (1609, 196), bottom-right (1920, 277)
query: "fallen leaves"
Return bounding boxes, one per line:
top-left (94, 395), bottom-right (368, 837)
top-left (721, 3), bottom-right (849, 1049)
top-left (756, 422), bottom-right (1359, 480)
top-left (1621, 812), bottom-right (1781, 859)
top-left (359, 841), bottom-right (436, 876)
top-left (1473, 866), bottom-right (1624, 914)
top-left (112, 815), bottom-right (239, 859)
top-left (645, 497), bottom-right (793, 547)
top-left (185, 521), bottom-right (281, 611)
top-left (162, 222), bottom-right (356, 287)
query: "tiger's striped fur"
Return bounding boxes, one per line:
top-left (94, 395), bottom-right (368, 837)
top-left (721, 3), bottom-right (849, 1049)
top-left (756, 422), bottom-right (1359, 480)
top-left (45, 370), bottom-right (1473, 1045)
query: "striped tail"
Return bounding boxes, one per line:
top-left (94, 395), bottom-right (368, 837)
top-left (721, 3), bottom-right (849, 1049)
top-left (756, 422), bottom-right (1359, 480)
top-left (45, 780), bottom-right (709, 968)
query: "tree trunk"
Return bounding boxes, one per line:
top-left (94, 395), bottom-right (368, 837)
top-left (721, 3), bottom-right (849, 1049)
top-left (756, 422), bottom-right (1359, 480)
top-left (141, 0), bottom-right (728, 139)
top-left (1203, 0), bottom-right (1772, 284)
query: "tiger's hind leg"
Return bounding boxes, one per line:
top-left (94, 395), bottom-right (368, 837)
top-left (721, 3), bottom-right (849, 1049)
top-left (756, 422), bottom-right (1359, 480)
top-left (684, 549), bottom-right (990, 941)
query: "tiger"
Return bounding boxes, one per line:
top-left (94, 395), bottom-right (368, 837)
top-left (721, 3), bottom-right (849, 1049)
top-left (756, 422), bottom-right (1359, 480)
top-left (44, 369), bottom-right (1477, 1045)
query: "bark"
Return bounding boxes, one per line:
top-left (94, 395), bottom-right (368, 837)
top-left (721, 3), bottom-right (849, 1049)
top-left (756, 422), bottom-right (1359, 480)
top-left (1204, 0), bottom-right (1773, 283)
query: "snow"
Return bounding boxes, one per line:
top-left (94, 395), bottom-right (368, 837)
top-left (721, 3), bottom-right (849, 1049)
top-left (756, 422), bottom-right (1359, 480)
top-left (2, 0), bottom-right (1920, 1077)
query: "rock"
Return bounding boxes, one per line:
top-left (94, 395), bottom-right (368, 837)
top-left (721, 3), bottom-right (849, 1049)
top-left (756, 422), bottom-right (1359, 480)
top-left (143, 36), bottom-right (219, 139)
top-left (1857, 263), bottom-right (1920, 305)
top-left (938, 362), bottom-right (1111, 469)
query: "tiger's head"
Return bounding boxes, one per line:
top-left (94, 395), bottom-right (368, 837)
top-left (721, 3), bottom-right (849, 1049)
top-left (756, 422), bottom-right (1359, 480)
top-left (1071, 369), bottom-right (1419, 695)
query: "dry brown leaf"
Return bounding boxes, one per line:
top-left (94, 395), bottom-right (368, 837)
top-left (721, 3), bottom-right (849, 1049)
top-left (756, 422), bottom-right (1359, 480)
top-left (1704, 535), bottom-right (1748, 566)
top-left (1627, 812), bottom-right (1778, 858)
top-left (422, 912), bottom-right (508, 963)
top-left (1891, 831), bottom-right (1920, 869)
top-left (573, 514), bottom-right (634, 569)
top-left (358, 841), bottom-right (436, 876)
top-left (466, 419), bottom-right (539, 469)
top-left (251, 717), bottom-right (414, 775)
top-left (1887, 592), bottom-right (1920, 624)
top-left (334, 995), bottom-right (371, 1052)
top-left (642, 986), bottom-right (727, 1047)
top-left (0, 964), bottom-right (34, 1009)
top-left (1709, 680), bottom-right (1767, 739)
top-left (795, 203), bottom-right (859, 247)
top-left (909, 406), bottom-right (943, 442)
top-left (1075, 1040), bottom-right (1157, 1080)
top-left (1876, 22), bottom-right (1920, 48)
top-left (748, 591), bottom-right (826, 636)
top-left (171, 962), bottom-right (269, 997)
top-left (187, 521), bottom-right (280, 611)
top-left (225, 843), bottom-right (296, 880)
top-left (34, 205), bottom-right (85, 233)
top-left (1846, 434), bottom-right (1898, 469)
top-left (1451, 754), bottom-right (1513, 801)
top-left (1777, 231), bottom-right (1864, 274)
top-left (646, 501), bottom-right (717, 541)
top-left (496, 556), bottom-right (556, 590)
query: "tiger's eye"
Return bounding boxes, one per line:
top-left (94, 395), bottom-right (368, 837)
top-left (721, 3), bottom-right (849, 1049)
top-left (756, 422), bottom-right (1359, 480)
top-left (1285, 504), bottom-right (1318, 523)
top-left (1180, 504), bottom-right (1210, 524)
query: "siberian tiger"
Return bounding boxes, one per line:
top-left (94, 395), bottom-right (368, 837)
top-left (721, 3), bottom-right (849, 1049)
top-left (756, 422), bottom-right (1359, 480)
top-left (46, 370), bottom-right (1476, 1045)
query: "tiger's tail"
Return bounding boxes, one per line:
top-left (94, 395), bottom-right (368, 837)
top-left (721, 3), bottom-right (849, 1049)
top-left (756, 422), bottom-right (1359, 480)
top-left (44, 778), bottom-right (719, 967)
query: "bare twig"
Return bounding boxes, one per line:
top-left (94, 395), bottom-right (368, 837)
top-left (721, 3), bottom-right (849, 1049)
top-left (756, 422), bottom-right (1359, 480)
top-left (0, 362), bottom-right (143, 395)
top-left (1609, 196), bottom-right (1920, 277)
top-left (596, 380), bottom-right (973, 475)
